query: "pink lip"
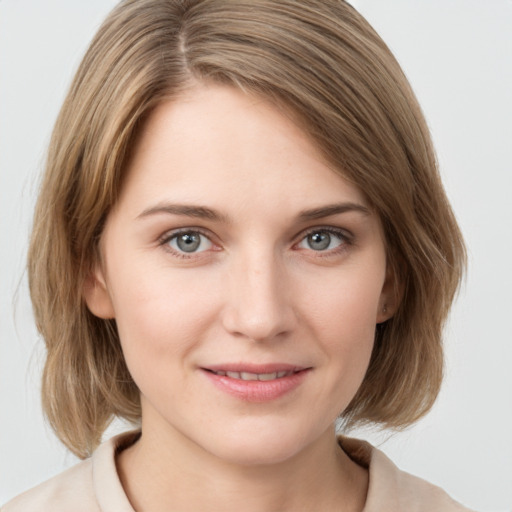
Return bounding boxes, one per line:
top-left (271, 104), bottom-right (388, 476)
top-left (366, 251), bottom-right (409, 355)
top-left (201, 363), bottom-right (311, 403)
top-left (205, 363), bottom-right (305, 374)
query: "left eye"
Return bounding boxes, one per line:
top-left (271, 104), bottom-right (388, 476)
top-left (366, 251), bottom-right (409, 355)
top-left (167, 231), bottom-right (213, 253)
top-left (297, 230), bottom-right (346, 251)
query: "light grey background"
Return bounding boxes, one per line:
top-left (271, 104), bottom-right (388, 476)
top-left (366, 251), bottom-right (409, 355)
top-left (1, 1), bottom-right (511, 510)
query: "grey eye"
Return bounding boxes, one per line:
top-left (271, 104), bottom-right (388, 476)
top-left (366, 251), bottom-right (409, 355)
top-left (298, 230), bottom-right (344, 251)
top-left (307, 232), bottom-right (331, 250)
top-left (169, 231), bottom-right (212, 253)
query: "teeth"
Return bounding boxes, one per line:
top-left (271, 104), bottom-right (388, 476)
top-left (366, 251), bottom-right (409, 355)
top-left (258, 372), bottom-right (277, 381)
top-left (214, 370), bottom-right (294, 380)
top-left (240, 372), bottom-right (259, 381)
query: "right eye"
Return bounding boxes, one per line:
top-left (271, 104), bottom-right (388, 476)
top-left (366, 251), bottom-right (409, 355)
top-left (165, 230), bottom-right (213, 254)
top-left (295, 227), bottom-right (350, 253)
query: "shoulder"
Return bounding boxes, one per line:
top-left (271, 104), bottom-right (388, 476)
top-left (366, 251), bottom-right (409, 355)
top-left (1, 458), bottom-right (97, 512)
top-left (339, 437), bottom-right (476, 512)
top-left (1, 431), bottom-right (139, 512)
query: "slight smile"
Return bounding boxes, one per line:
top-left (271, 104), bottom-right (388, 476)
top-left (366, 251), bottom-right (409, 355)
top-left (201, 364), bottom-right (312, 402)
top-left (208, 369), bottom-right (298, 381)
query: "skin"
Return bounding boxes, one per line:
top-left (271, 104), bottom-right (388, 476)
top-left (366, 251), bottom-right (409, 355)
top-left (84, 83), bottom-right (398, 512)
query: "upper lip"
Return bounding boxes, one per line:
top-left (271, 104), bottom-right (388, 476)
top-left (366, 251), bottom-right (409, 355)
top-left (202, 363), bottom-right (309, 374)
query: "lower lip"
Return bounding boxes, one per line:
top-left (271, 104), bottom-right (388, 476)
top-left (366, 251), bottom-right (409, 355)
top-left (202, 369), bottom-right (310, 402)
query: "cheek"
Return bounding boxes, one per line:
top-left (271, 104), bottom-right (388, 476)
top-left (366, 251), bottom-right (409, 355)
top-left (302, 265), bottom-right (384, 382)
top-left (304, 265), bottom-right (384, 337)
top-left (108, 263), bottom-right (221, 376)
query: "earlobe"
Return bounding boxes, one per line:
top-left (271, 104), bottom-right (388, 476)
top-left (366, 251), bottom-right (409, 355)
top-left (82, 266), bottom-right (115, 319)
top-left (376, 301), bottom-right (394, 324)
top-left (376, 263), bottom-right (403, 324)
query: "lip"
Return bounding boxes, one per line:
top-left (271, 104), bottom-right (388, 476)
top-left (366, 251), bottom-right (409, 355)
top-left (201, 363), bottom-right (311, 402)
top-left (205, 363), bottom-right (305, 374)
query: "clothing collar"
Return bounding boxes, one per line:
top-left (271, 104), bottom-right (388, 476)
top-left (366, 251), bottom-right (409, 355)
top-left (91, 430), bottom-right (449, 512)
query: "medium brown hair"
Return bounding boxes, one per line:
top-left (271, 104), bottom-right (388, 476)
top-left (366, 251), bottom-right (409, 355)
top-left (28, 0), bottom-right (465, 458)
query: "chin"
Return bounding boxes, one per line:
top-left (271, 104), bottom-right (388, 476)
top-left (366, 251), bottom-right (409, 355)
top-left (213, 440), bottom-right (302, 467)
top-left (201, 421), bottom-right (321, 467)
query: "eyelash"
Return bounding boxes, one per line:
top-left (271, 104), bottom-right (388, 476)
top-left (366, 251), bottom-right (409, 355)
top-left (158, 226), bottom-right (353, 259)
top-left (158, 228), bottom-right (216, 259)
top-left (297, 226), bottom-right (353, 256)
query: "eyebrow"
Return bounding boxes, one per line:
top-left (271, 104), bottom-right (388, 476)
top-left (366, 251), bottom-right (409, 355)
top-left (297, 202), bottom-right (371, 221)
top-left (137, 203), bottom-right (230, 223)
top-left (137, 201), bottom-right (370, 223)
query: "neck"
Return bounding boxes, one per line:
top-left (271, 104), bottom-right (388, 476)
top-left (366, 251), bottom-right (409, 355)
top-left (116, 420), bottom-right (368, 512)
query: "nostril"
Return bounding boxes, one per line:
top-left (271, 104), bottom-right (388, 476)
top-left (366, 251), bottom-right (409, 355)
top-left (221, 263), bottom-right (297, 341)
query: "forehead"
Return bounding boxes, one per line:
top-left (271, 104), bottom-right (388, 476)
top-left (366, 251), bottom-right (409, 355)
top-left (116, 83), bottom-right (369, 219)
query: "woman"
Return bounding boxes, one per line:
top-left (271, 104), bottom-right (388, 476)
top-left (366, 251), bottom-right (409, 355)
top-left (3, 0), bottom-right (472, 510)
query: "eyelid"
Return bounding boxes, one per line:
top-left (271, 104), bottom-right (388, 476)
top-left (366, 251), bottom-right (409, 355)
top-left (159, 226), bottom-right (211, 243)
top-left (298, 225), bottom-right (353, 241)
top-left (294, 226), bottom-right (354, 253)
top-left (158, 227), bottom-right (220, 258)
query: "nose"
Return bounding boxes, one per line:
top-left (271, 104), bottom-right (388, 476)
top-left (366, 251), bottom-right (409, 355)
top-left (221, 249), bottom-right (297, 343)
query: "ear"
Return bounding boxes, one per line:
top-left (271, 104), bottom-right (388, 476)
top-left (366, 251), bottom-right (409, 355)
top-left (82, 264), bottom-right (115, 319)
top-left (376, 262), bottom-right (403, 324)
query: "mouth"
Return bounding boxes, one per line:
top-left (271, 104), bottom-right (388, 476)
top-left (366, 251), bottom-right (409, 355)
top-left (206, 369), bottom-right (300, 381)
top-left (201, 364), bottom-right (311, 402)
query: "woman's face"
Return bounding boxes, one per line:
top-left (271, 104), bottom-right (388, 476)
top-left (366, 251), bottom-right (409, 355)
top-left (86, 84), bottom-right (395, 465)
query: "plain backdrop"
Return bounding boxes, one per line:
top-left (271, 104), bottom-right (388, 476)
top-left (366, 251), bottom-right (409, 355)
top-left (1, 1), bottom-right (511, 510)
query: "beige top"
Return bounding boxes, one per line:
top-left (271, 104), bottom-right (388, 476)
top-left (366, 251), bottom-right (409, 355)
top-left (2, 432), bottom-right (475, 511)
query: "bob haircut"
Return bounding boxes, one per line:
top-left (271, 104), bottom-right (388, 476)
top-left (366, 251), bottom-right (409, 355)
top-left (28, 0), bottom-right (465, 458)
